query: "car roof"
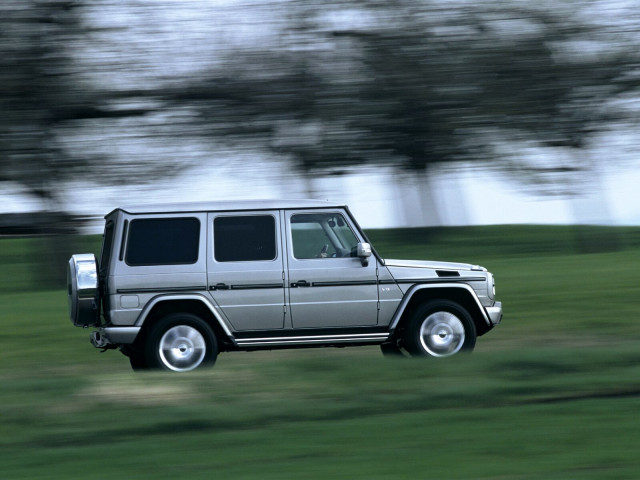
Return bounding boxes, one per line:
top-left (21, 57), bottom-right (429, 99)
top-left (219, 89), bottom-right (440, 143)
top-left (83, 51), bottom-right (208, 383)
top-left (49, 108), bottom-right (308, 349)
top-left (108, 199), bottom-right (345, 216)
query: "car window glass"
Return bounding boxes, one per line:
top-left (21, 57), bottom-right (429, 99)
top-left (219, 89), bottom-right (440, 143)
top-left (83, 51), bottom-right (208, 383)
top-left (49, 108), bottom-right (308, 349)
top-left (214, 215), bottom-right (277, 262)
top-left (100, 220), bottom-right (114, 274)
top-left (291, 213), bottom-right (358, 259)
top-left (125, 217), bottom-right (200, 266)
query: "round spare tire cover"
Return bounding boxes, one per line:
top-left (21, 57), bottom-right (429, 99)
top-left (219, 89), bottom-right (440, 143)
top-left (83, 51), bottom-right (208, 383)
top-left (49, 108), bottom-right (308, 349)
top-left (68, 254), bottom-right (100, 327)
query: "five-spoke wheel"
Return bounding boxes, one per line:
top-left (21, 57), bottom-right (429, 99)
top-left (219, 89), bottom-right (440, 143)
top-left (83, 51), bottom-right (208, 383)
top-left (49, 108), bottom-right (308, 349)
top-left (145, 313), bottom-right (218, 372)
top-left (403, 300), bottom-right (476, 357)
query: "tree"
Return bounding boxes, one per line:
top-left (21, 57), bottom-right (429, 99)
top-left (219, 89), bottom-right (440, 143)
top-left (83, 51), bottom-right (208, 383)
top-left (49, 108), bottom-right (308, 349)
top-left (328, 2), bottom-right (640, 230)
top-left (460, 4), bottom-right (640, 249)
top-left (0, 1), bottom-right (197, 284)
top-left (464, 6), bottom-right (640, 191)
top-left (165, 1), bottom-right (374, 198)
top-left (169, 1), bottom-right (484, 219)
top-left (0, 1), bottom-right (205, 212)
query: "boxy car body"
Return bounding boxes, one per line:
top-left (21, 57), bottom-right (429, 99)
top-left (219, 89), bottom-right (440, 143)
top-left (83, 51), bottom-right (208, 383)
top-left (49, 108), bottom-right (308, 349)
top-left (67, 200), bottom-right (502, 371)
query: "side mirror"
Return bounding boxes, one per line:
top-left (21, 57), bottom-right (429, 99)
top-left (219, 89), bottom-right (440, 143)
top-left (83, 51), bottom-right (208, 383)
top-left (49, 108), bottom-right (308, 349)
top-left (357, 242), bottom-right (372, 266)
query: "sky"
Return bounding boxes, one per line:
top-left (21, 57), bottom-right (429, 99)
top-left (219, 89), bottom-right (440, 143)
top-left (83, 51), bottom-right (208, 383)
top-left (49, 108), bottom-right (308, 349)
top-left (4, 158), bottom-right (638, 229)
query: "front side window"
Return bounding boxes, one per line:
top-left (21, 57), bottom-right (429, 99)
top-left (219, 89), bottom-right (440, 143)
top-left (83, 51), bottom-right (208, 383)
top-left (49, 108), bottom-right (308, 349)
top-left (214, 215), bottom-right (277, 262)
top-left (291, 213), bottom-right (359, 259)
top-left (125, 217), bottom-right (200, 266)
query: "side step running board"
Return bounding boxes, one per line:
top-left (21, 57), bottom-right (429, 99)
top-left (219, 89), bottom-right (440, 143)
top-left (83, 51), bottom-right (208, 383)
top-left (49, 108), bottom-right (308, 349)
top-left (236, 332), bottom-right (390, 347)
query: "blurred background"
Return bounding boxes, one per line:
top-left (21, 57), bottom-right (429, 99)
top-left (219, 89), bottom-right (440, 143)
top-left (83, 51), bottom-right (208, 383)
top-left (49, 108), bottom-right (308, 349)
top-left (4, 0), bottom-right (640, 288)
top-left (2, 2), bottom-right (640, 478)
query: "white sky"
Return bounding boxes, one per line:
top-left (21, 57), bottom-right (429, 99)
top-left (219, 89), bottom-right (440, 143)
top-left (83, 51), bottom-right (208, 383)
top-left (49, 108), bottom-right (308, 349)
top-left (5, 161), bottom-right (638, 229)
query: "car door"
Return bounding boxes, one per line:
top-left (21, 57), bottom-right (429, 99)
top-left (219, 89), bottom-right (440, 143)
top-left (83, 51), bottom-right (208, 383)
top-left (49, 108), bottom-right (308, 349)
top-left (284, 209), bottom-right (379, 328)
top-left (206, 211), bottom-right (286, 331)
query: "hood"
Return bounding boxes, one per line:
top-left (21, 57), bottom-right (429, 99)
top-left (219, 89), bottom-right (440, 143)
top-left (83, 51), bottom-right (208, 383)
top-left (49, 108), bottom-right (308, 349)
top-left (383, 259), bottom-right (486, 272)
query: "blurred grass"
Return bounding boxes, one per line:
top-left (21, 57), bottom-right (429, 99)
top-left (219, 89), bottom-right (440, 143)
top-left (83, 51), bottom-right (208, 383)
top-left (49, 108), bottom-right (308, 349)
top-left (1, 226), bottom-right (639, 479)
top-left (0, 235), bottom-right (101, 292)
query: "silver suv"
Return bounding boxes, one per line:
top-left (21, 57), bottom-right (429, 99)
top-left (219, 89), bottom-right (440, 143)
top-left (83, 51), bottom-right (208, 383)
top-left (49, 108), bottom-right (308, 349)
top-left (67, 200), bottom-right (502, 372)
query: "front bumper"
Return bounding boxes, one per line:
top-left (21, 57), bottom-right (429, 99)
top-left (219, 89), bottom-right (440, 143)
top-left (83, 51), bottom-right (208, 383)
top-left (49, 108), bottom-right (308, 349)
top-left (486, 301), bottom-right (502, 326)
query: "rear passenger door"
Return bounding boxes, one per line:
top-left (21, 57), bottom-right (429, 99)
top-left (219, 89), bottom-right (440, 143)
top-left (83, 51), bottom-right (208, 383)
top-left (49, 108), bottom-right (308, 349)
top-left (206, 211), bottom-right (286, 331)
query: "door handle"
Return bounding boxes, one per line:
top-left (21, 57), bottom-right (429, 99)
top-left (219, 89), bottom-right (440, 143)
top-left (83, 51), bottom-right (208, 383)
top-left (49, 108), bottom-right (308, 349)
top-left (209, 283), bottom-right (230, 291)
top-left (291, 280), bottom-right (311, 288)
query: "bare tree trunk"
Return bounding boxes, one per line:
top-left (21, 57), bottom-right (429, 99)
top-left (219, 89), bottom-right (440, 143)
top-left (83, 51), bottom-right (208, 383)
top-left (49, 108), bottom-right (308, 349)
top-left (439, 167), bottom-right (471, 226)
top-left (394, 170), bottom-right (443, 227)
top-left (567, 155), bottom-right (621, 253)
top-left (302, 174), bottom-right (317, 199)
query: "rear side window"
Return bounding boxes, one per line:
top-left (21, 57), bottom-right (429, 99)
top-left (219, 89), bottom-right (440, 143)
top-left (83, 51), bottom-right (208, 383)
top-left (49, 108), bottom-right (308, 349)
top-left (125, 217), bottom-right (200, 266)
top-left (100, 221), bottom-right (114, 275)
top-left (214, 215), bottom-right (276, 262)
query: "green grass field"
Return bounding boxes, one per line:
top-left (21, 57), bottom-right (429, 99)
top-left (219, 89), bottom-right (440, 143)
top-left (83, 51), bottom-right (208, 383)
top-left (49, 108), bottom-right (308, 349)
top-left (1, 226), bottom-right (639, 479)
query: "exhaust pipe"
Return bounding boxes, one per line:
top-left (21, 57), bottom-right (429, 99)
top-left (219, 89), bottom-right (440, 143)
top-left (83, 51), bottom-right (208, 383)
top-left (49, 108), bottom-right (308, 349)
top-left (90, 331), bottom-right (113, 350)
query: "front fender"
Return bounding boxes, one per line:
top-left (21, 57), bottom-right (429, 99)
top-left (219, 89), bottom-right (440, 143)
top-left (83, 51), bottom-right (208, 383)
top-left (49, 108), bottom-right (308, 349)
top-left (389, 283), bottom-right (492, 332)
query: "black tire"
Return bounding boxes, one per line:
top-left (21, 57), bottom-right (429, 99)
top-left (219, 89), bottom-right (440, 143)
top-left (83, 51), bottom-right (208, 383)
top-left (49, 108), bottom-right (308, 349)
top-left (120, 345), bottom-right (149, 371)
top-left (144, 313), bottom-right (218, 372)
top-left (380, 341), bottom-right (406, 358)
top-left (129, 354), bottom-right (149, 371)
top-left (403, 300), bottom-right (476, 358)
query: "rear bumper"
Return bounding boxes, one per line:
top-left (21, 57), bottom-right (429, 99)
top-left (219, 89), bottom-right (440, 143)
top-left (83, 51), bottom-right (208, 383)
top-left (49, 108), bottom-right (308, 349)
top-left (486, 302), bottom-right (502, 326)
top-left (90, 326), bottom-right (141, 348)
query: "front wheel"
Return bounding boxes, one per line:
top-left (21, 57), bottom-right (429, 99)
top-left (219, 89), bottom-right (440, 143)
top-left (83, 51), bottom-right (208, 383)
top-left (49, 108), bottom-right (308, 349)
top-left (144, 314), bottom-right (218, 372)
top-left (403, 300), bottom-right (476, 358)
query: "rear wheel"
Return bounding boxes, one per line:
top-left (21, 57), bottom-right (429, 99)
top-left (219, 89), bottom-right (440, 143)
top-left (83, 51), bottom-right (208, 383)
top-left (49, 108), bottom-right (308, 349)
top-left (403, 300), bottom-right (476, 357)
top-left (129, 352), bottom-right (149, 371)
top-left (144, 314), bottom-right (218, 372)
top-left (121, 346), bottom-right (149, 371)
top-left (380, 341), bottom-right (405, 357)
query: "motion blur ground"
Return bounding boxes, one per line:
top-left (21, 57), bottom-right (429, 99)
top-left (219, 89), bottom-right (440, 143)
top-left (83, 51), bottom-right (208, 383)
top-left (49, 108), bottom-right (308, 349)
top-left (1, 227), bottom-right (640, 478)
